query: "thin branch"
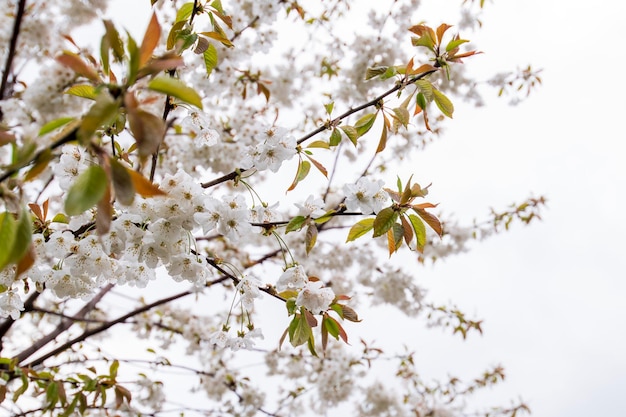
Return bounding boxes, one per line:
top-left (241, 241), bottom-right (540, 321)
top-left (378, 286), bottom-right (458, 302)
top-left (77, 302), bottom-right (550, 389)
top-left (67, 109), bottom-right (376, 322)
top-left (15, 283), bottom-right (114, 363)
top-left (200, 69), bottom-right (437, 189)
top-left (0, 0), bottom-right (27, 106)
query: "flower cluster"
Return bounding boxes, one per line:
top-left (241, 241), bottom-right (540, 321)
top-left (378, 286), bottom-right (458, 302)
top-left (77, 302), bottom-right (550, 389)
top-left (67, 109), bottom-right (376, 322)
top-left (242, 126), bottom-right (297, 173)
top-left (277, 265), bottom-right (335, 314)
top-left (343, 177), bottom-right (389, 214)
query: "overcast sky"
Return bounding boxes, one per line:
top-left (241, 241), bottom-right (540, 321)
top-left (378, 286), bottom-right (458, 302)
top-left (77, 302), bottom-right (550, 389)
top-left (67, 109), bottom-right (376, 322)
top-left (97, 1), bottom-right (626, 416)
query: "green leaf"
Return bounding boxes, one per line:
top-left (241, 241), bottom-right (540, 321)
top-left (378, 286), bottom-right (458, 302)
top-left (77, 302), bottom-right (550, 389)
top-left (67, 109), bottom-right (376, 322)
top-left (346, 218), bottom-right (375, 242)
top-left (416, 92), bottom-right (427, 110)
top-left (126, 31), bottom-right (139, 85)
top-left (329, 128), bottom-right (342, 146)
top-left (340, 125), bottom-right (358, 146)
top-left (148, 76), bottom-right (203, 109)
top-left (306, 140), bottom-right (330, 149)
top-left (103, 20), bottom-right (125, 62)
top-left (433, 88), bottom-right (454, 118)
top-left (380, 66), bottom-right (399, 80)
top-left (110, 158), bottom-right (135, 206)
top-left (364, 66), bottom-right (388, 80)
top-left (354, 113), bottom-right (377, 137)
top-left (286, 160), bottom-right (310, 192)
top-left (7, 208), bottom-right (32, 268)
top-left (203, 43), bottom-right (218, 76)
top-left (289, 314), bottom-right (312, 347)
top-left (324, 101), bottom-right (334, 115)
top-left (65, 165), bottom-right (108, 216)
top-left (313, 209), bottom-right (336, 225)
top-left (415, 79), bottom-right (434, 101)
top-left (167, 21), bottom-right (186, 50)
top-left (39, 117), bottom-right (75, 136)
top-left (392, 107), bottom-right (410, 128)
top-left (305, 223), bottom-right (318, 254)
top-left (176, 2), bottom-right (195, 23)
top-left (77, 91), bottom-right (120, 143)
top-left (0, 212), bottom-right (17, 271)
top-left (285, 215), bottom-right (307, 233)
top-left (408, 214), bottom-right (427, 251)
top-left (446, 38), bottom-right (469, 52)
top-left (100, 33), bottom-right (110, 75)
top-left (373, 207), bottom-right (398, 238)
top-left (65, 85), bottom-right (98, 100)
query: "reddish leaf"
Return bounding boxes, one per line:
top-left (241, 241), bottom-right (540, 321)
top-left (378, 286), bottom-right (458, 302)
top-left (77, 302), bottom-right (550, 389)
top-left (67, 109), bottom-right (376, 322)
top-left (127, 170), bottom-right (166, 197)
top-left (139, 13), bottom-right (161, 67)
top-left (413, 207), bottom-right (443, 236)
top-left (56, 51), bottom-right (101, 83)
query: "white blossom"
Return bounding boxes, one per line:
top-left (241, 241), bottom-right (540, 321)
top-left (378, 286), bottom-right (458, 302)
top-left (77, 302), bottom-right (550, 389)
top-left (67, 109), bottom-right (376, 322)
top-left (296, 281), bottom-right (335, 314)
top-left (343, 177), bottom-right (389, 214)
top-left (0, 290), bottom-right (24, 320)
top-left (295, 195), bottom-right (326, 217)
top-left (182, 111), bottom-right (220, 147)
top-left (276, 265), bottom-right (308, 293)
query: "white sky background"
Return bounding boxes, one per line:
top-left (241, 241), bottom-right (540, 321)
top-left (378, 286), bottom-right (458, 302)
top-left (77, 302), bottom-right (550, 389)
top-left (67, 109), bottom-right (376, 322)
top-left (86, 0), bottom-right (626, 416)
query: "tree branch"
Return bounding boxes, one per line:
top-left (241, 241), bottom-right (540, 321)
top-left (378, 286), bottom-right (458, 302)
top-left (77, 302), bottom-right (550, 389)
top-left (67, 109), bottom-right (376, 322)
top-left (200, 69), bottom-right (436, 189)
top-left (0, 0), bottom-right (27, 109)
top-left (15, 283), bottom-right (114, 363)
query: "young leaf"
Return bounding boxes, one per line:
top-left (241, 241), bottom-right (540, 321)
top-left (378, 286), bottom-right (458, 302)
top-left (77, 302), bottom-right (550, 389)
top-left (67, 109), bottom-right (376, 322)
top-left (376, 121), bottom-right (388, 153)
top-left (414, 208), bottom-right (443, 236)
top-left (5, 208), bottom-right (33, 269)
top-left (175, 2), bottom-right (195, 23)
top-left (126, 30), bottom-right (140, 85)
top-left (400, 214), bottom-right (414, 246)
top-left (304, 154), bottom-right (328, 178)
top-left (15, 244), bottom-right (35, 279)
top-left (364, 66), bottom-right (389, 80)
top-left (0, 212), bottom-right (17, 271)
top-left (65, 85), bottom-right (98, 100)
top-left (373, 207), bottom-right (398, 237)
top-left (38, 117), bottom-right (76, 136)
top-left (77, 91), bottom-right (120, 143)
top-left (285, 215), bottom-right (307, 233)
top-left (103, 20), bottom-right (125, 62)
top-left (287, 159), bottom-right (311, 192)
top-left (305, 223), bottom-right (318, 254)
top-left (289, 314), bottom-right (312, 348)
top-left (24, 148), bottom-right (53, 182)
top-left (148, 76), bottom-right (203, 109)
top-left (346, 218), bottom-right (375, 242)
top-left (340, 125), bottom-right (358, 146)
top-left (436, 23), bottom-right (453, 43)
top-left (433, 88), bottom-right (454, 118)
top-left (329, 128), bottom-right (342, 146)
top-left (392, 107), bottom-right (410, 129)
top-left (127, 169), bottom-right (166, 197)
top-left (354, 113), bottom-right (377, 137)
top-left (110, 158), bottom-right (135, 205)
top-left (55, 51), bottom-right (101, 83)
top-left (139, 13), bottom-right (161, 67)
top-left (408, 213), bottom-right (427, 251)
top-left (446, 38), bottom-right (469, 52)
top-left (203, 43), bottom-right (218, 76)
top-left (64, 165), bottom-right (108, 216)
